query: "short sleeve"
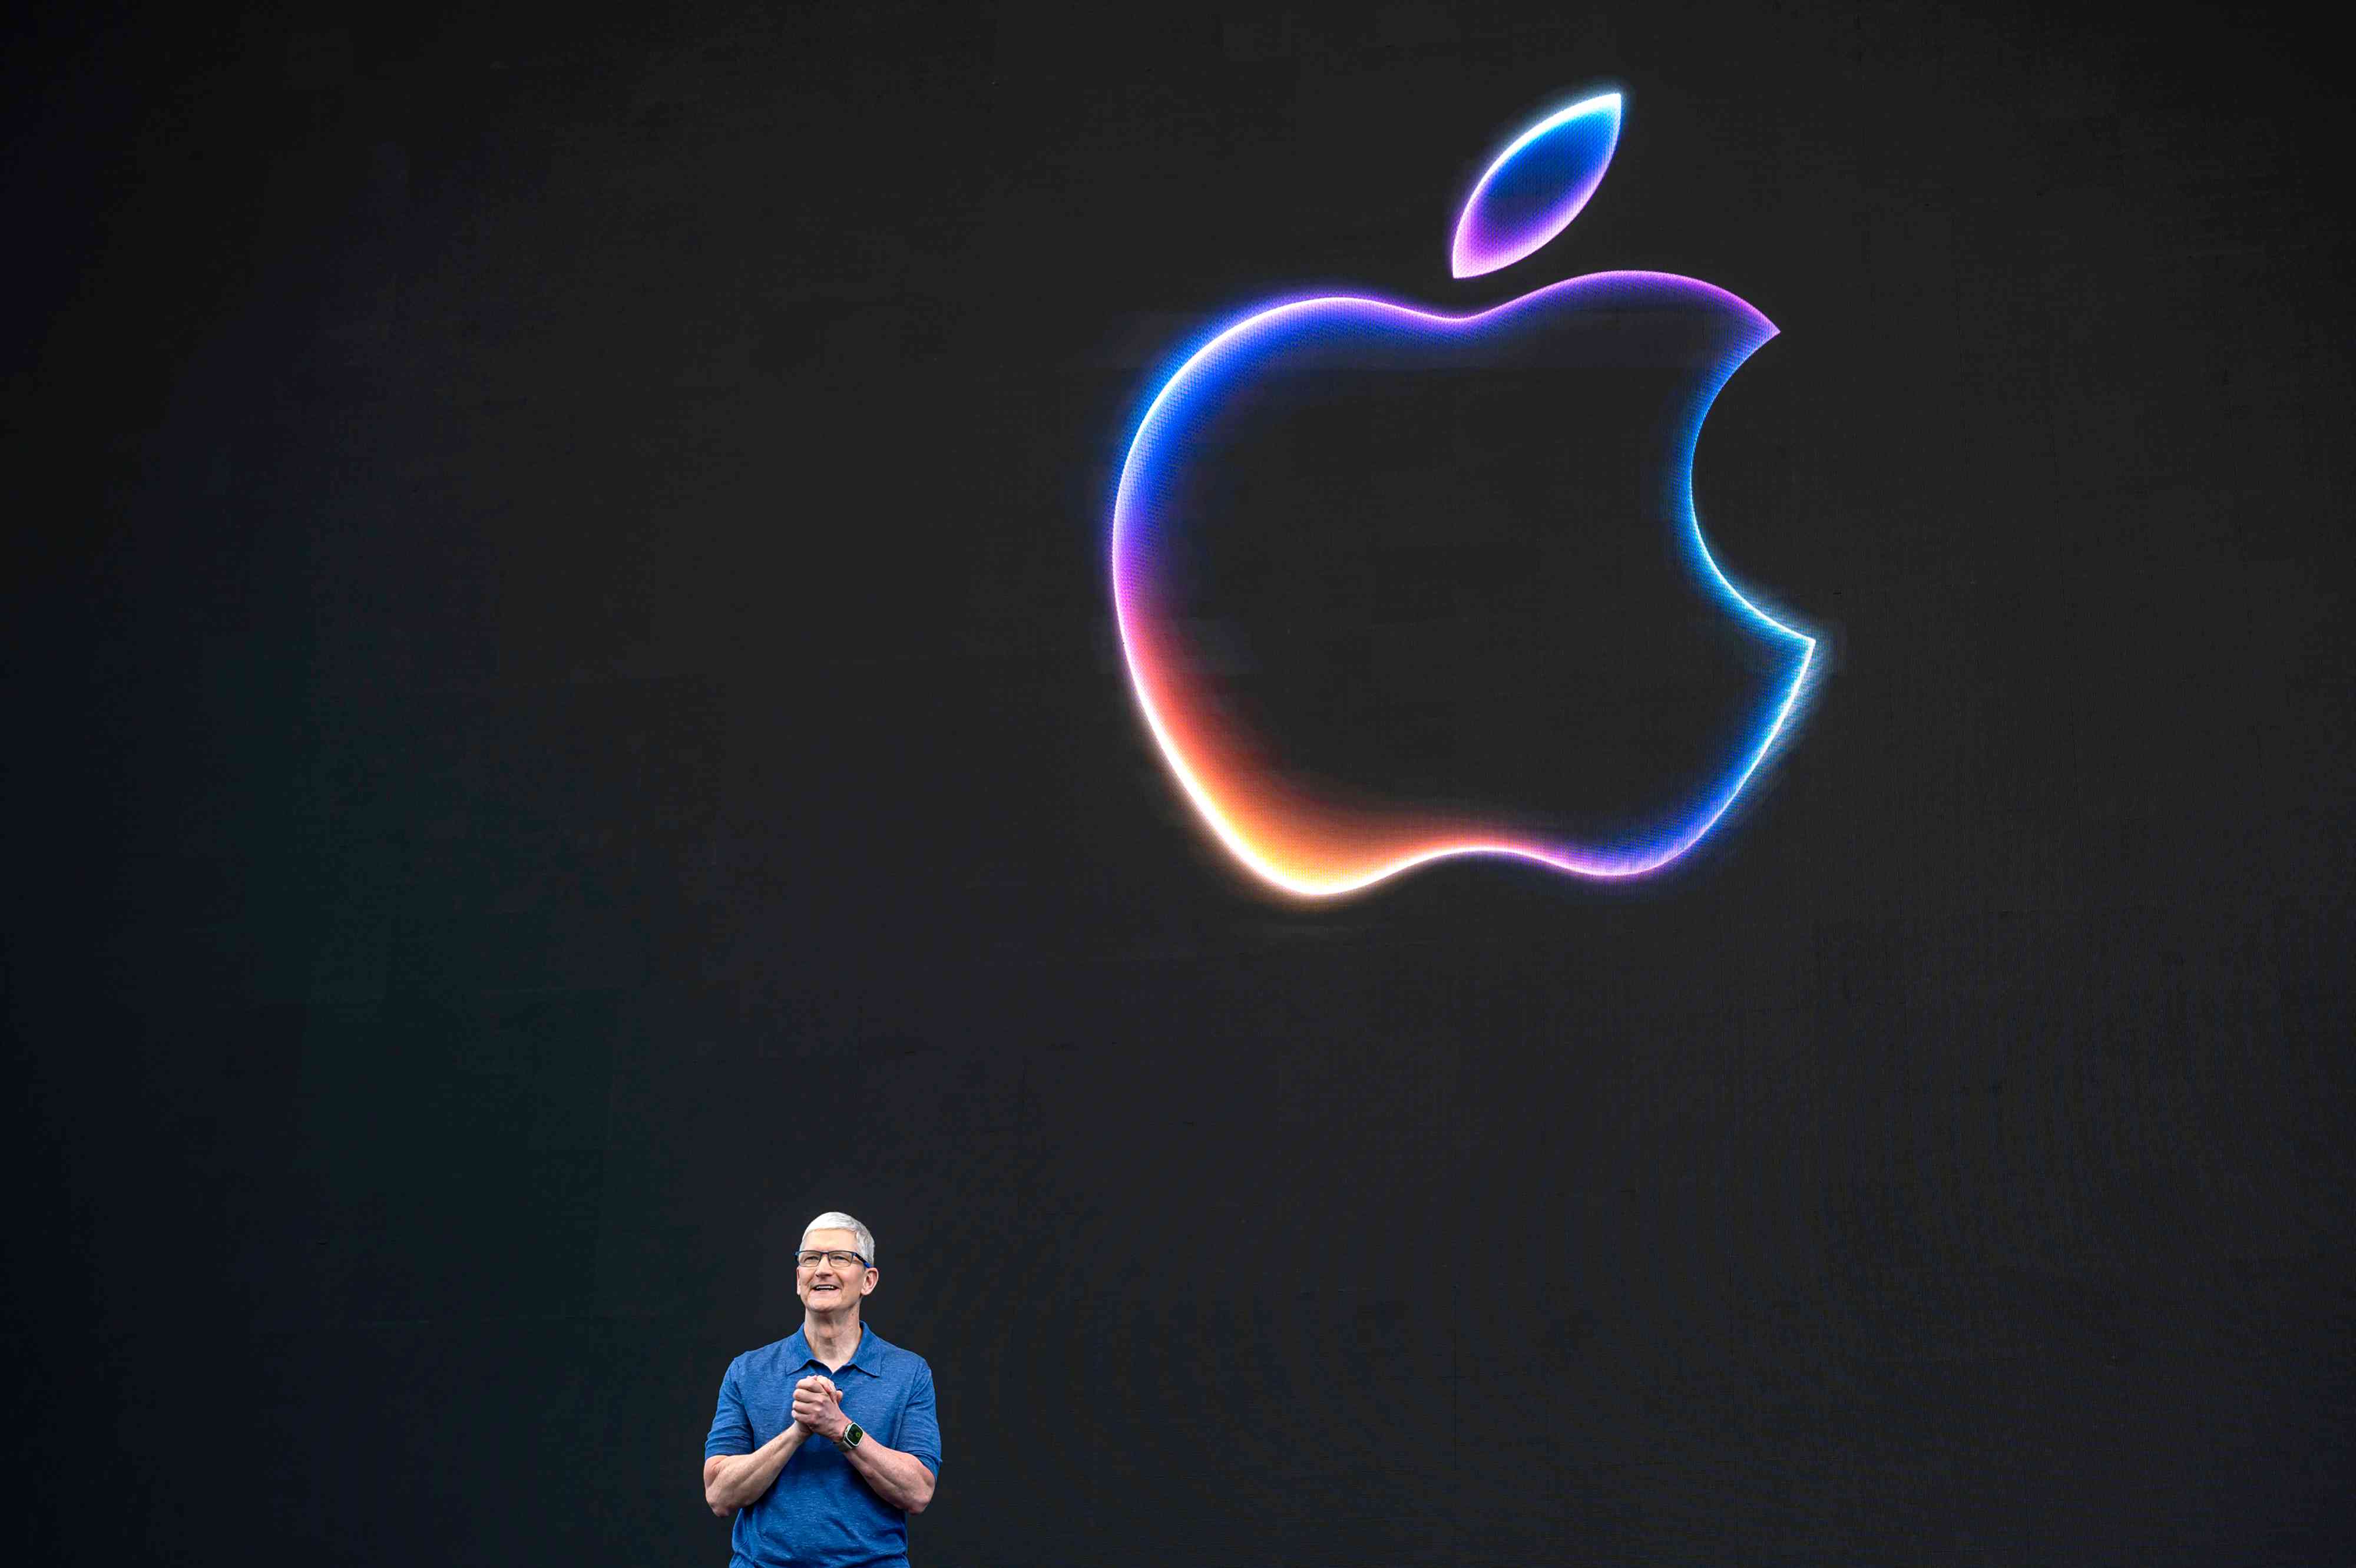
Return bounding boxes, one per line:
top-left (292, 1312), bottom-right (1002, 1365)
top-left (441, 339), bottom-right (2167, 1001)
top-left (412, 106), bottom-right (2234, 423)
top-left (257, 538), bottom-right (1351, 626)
top-left (704, 1358), bottom-right (753, 1459)
top-left (896, 1360), bottom-right (941, 1478)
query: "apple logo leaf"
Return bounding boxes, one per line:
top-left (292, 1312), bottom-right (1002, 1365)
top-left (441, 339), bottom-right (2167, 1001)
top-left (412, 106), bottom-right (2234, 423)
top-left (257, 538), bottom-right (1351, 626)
top-left (1450, 91), bottom-right (1623, 279)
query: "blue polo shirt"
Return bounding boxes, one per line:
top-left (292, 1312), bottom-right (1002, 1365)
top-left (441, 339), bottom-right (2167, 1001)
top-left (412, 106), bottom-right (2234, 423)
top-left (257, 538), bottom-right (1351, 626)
top-left (705, 1323), bottom-right (942, 1568)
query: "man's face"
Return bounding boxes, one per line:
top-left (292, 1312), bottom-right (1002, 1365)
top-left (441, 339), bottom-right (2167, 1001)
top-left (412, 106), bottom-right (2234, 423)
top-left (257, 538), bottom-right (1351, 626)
top-left (796, 1227), bottom-right (877, 1314)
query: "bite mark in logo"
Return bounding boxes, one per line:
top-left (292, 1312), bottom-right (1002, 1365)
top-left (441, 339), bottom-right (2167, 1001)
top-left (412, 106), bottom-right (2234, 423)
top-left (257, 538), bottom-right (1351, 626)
top-left (1110, 92), bottom-right (1817, 897)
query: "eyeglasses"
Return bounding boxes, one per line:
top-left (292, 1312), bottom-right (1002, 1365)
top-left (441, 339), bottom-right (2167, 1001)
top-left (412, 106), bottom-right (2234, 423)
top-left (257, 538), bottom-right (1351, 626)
top-left (796, 1250), bottom-right (872, 1271)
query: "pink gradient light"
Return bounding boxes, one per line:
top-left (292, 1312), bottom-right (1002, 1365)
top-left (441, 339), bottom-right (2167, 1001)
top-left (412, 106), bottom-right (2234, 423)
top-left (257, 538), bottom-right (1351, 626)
top-left (1110, 278), bottom-right (1816, 898)
top-left (1110, 95), bottom-right (1816, 898)
top-left (1450, 92), bottom-right (1622, 278)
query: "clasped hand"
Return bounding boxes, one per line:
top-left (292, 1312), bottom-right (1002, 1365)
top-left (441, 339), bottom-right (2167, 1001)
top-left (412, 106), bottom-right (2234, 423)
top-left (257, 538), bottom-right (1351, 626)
top-left (792, 1375), bottom-right (849, 1441)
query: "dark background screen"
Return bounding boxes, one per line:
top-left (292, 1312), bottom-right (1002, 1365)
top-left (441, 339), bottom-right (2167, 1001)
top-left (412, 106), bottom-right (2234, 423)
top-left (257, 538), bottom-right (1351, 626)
top-left (8, 1), bottom-right (2351, 1562)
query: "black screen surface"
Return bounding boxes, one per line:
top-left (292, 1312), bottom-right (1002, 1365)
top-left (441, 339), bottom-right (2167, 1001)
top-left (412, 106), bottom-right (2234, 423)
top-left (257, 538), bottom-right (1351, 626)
top-left (8, 2), bottom-right (2351, 1562)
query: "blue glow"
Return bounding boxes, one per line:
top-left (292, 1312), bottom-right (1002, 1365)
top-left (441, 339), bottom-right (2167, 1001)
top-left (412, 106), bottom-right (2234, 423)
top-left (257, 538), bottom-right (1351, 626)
top-left (1451, 92), bottom-right (1623, 278)
top-left (1112, 273), bottom-right (1816, 892)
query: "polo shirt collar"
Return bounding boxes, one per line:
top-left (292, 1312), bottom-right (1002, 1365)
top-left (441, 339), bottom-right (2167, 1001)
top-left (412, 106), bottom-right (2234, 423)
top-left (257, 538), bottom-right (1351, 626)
top-left (786, 1321), bottom-right (879, 1375)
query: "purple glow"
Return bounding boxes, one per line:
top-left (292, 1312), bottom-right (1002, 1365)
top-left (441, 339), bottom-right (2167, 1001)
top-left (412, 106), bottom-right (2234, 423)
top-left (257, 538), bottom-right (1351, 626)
top-left (1451, 92), bottom-right (1622, 278)
top-left (1109, 94), bottom-right (1818, 897)
top-left (1112, 274), bottom-right (1816, 895)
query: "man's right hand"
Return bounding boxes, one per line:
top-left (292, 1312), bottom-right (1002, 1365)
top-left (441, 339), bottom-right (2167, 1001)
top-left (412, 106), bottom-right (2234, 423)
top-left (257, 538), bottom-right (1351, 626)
top-left (792, 1375), bottom-right (841, 1431)
top-left (706, 1391), bottom-right (833, 1516)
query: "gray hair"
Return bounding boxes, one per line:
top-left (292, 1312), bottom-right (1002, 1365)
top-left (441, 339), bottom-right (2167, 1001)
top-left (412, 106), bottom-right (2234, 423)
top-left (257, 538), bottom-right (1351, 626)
top-left (802, 1210), bottom-right (876, 1266)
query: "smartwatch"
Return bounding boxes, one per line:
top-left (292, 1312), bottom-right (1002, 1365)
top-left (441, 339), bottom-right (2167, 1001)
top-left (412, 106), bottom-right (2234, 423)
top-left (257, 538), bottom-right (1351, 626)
top-left (833, 1421), bottom-right (865, 1453)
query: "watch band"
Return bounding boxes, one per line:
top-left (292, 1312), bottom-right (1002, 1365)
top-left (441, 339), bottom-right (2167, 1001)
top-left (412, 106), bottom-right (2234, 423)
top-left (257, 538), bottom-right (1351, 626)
top-left (833, 1421), bottom-right (864, 1453)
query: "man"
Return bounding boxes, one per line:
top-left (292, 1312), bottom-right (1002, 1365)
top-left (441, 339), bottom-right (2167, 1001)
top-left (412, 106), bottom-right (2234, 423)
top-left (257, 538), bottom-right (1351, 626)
top-left (703, 1212), bottom-right (942, 1567)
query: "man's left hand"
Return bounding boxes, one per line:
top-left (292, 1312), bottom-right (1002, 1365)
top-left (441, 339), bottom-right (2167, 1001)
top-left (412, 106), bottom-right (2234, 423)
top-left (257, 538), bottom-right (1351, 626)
top-left (792, 1375), bottom-right (849, 1441)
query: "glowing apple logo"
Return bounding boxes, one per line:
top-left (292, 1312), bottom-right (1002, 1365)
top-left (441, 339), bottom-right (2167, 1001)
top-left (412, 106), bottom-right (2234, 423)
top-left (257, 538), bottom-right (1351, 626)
top-left (1110, 92), bottom-right (1816, 897)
